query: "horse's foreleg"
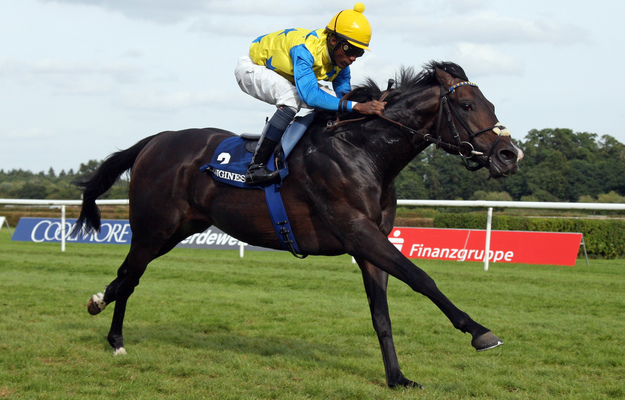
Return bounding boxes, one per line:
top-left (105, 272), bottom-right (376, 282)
top-left (356, 258), bottom-right (422, 389)
top-left (350, 222), bottom-right (502, 351)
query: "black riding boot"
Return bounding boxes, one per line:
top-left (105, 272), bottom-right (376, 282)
top-left (245, 106), bottom-right (296, 185)
top-left (245, 133), bottom-right (280, 184)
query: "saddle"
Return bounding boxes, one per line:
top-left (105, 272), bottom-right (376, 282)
top-left (199, 113), bottom-right (316, 258)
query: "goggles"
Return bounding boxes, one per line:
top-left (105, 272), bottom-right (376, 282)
top-left (340, 41), bottom-right (365, 58)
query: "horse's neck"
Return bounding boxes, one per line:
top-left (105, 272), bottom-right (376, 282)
top-left (300, 87), bottom-right (439, 185)
top-left (360, 89), bottom-right (439, 179)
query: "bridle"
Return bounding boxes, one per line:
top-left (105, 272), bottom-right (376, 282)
top-left (329, 79), bottom-right (510, 171)
top-left (435, 81), bottom-right (509, 170)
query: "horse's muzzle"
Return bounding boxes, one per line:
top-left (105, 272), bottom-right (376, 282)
top-left (488, 143), bottom-right (523, 178)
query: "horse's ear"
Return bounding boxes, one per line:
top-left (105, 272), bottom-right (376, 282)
top-left (434, 68), bottom-right (455, 88)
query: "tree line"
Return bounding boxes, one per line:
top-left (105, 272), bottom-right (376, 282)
top-left (0, 160), bottom-right (128, 200)
top-left (2, 128), bottom-right (625, 203)
top-left (394, 128), bottom-right (625, 203)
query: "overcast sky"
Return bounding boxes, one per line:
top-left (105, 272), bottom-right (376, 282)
top-left (2, 0), bottom-right (623, 173)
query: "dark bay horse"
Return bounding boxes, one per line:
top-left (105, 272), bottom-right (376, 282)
top-left (74, 61), bottom-right (522, 388)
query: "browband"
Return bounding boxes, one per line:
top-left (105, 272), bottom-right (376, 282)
top-left (448, 81), bottom-right (478, 94)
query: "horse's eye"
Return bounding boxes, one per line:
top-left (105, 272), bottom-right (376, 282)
top-left (461, 102), bottom-right (473, 111)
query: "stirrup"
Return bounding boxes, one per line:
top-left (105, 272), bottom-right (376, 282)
top-left (245, 164), bottom-right (280, 184)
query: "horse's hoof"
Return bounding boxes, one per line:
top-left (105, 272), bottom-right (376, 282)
top-left (389, 377), bottom-right (423, 389)
top-left (472, 331), bottom-right (503, 351)
top-left (405, 381), bottom-right (423, 390)
top-left (113, 347), bottom-right (127, 356)
top-left (87, 293), bottom-right (106, 315)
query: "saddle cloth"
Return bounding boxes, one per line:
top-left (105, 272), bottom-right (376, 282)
top-left (201, 112), bottom-right (314, 189)
top-left (199, 113), bottom-right (315, 257)
top-left (202, 136), bottom-right (259, 189)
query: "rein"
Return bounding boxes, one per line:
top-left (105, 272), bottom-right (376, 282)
top-left (328, 80), bottom-right (508, 170)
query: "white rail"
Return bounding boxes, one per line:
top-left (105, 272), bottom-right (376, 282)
top-left (3, 199), bottom-right (624, 210)
top-left (397, 199), bottom-right (625, 211)
top-left (3, 199), bottom-right (624, 267)
top-left (0, 199), bottom-right (128, 205)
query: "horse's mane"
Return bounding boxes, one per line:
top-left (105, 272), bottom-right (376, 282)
top-left (349, 61), bottom-right (469, 104)
top-left (314, 61), bottom-right (468, 124)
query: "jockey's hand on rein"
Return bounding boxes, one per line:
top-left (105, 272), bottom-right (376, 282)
top-left (353, 100), bottom-right (386, 116)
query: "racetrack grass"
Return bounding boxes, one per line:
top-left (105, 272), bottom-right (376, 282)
top-left (0, 228), bottom-right (623, 399)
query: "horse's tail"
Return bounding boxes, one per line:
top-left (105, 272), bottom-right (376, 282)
top-left (72, 134), bottom-right (158, 233)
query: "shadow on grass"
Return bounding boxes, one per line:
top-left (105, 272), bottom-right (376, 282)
top-left (64, 318), bottom-right (380, 380)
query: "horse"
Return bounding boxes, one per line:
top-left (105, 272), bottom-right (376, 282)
top-left (73, 61), bottom-right (522, 388)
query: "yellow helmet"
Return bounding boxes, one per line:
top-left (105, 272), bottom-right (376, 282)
top-left (326, 2), bottom-right (371, 51)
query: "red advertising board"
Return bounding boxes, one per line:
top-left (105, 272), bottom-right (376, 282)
top-left (389, 227), bottom-right (582, 266)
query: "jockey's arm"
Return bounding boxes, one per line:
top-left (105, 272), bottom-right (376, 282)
top-left (332, 68), bottom-right (352, 99)
top-left (290, 45), bottom-right (385, 116)
top-left (291, 44), bottom-right (353, 112)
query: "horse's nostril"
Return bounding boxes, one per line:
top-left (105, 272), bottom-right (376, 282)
top-left (499, 149), bottom-right (516, 162)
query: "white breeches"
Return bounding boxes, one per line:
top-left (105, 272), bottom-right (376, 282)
top-left (234, 55), bottom-right (336, 112)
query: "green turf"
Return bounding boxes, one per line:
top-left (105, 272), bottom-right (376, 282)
top-left (0, 228), bottom-right (623, 399)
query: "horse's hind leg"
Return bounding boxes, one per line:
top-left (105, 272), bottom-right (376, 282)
top-left (109, 243), bottom-right (157, 355)
top-left (87, 221), bottom-right (210, 355)
top-left (88, 242), bottom-right (156, 355)
top-left (87, 257), bottom-right (129, 316)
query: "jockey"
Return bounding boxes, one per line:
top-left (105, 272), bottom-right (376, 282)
top-left (234, 2), bottom-right (386, 185)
